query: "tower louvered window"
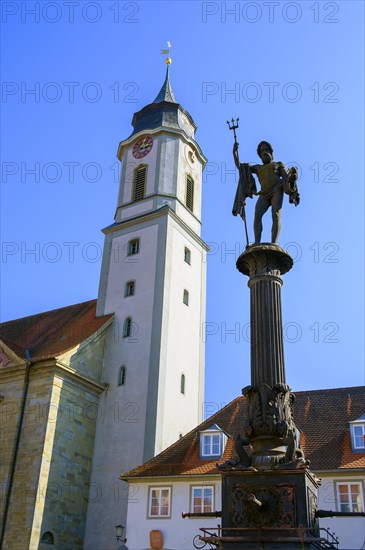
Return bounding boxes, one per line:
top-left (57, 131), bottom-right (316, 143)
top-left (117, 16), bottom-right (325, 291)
top-left (185, 175), bottom-right (194, 212)
top-left (133, 166), bottom-right (147, 202)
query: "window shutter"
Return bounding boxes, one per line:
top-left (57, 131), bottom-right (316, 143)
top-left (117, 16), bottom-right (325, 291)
top-left (133, 166), bottom-right (147, 202)
top-left (185, 175), bottom-right (194, 212)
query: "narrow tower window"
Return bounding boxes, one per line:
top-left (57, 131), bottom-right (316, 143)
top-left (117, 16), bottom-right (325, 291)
top-left (127, 238), bottom-right (140, 256)
top-left (180, 374), bottom-right (185, 394)
top-left (132, 165), bottom-right (147, 202)
top-left (118, 365), bottom-right (127, 386)
top-left (123, 317), bottom-right (132, 338)
top-left (183, 289), bottom-right (189, 306)
top-left (184, 247), bottom-right (191, 265)
top-left (185, 175), bottom-right (194, 212)
top-left (125, 280), bottom-right (135, 297)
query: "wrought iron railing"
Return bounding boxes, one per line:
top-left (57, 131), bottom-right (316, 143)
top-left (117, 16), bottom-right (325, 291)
top-left (193, 525), bottom-right (340, 549)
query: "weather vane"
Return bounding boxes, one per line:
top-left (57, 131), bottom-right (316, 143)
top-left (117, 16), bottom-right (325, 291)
top-left (160, 41), bottom-right (172, 65)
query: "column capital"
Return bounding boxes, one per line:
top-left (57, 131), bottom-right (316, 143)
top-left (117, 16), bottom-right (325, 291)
top-left (236, 243), bottom-right (293, 279)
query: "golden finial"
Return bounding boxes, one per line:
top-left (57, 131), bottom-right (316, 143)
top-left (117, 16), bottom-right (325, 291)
top-left (160, 41), bottom-right (172, 65)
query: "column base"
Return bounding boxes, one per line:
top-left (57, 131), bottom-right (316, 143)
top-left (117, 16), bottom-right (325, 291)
top-left (217, 469), bottom-right (321, 549)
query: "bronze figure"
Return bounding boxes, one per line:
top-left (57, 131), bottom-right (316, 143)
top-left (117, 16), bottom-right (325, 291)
top-left (232, 140), bottom-right (300, 244)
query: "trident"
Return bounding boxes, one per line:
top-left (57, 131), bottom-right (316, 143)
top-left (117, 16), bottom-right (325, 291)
top-left (227, 117), bottom-right (239, 143)
top-left (226, 117), bottom-right (250, 247)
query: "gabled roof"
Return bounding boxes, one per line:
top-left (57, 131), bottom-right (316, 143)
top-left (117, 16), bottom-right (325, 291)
top-left (0, 300), bottom-right (113, 362)
top-left (121, 387), bottom-right (365, 479)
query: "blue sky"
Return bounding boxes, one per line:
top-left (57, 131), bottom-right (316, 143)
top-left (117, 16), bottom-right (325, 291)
top-left (1, 1), bottom-right (364, 411)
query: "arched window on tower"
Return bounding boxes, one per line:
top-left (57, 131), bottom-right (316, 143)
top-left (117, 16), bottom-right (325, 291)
top-left (123, 317), bottom-right (132, 338)
top-left (185, 175), bottom-right (194, 212)
top-left (132, 165), bottom-right (147, 202)
top-left (180, 374), bottom-right (185, 394)
top-left (118, 365), bottom-right (127, 386)
top-left (40, 531), bottom-right (54, 544)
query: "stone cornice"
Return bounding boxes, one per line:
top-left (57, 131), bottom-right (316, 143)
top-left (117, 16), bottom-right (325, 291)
top-left (102, 205), bottom-right (210, 252)
top-left (53, 360), bottom-right (107, 394)
top-left (0, 358), bottom-right (107, 394)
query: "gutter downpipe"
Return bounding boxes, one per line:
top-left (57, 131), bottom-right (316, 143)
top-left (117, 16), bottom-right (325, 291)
top-left (0, 349), bottom-right (31, 549)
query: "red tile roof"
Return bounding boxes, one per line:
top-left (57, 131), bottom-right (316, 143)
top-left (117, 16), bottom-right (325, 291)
top-left (0, 300), bottom-right (113, 362)
top-left (121, 387), bottom-right (364, 479)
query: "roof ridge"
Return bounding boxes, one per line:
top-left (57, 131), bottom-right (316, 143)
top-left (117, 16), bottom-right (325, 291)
top-left (295, 386), bottom-right (364, 394)
top-left (0, 298), bottom-right (97, 326)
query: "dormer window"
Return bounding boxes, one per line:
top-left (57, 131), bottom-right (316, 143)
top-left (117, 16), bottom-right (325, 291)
top-left (350, 415), bottom-right (365, 451)
top-left (200, 425), bottom-right (227, 459)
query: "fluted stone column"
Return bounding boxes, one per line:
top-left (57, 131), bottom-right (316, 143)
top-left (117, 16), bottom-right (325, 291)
top-left (236, 243), bottom-right (293, 388)
top-left (216, 243), bottom-right (319, 550)
top-left (235, 243), bottom-right (295, 468)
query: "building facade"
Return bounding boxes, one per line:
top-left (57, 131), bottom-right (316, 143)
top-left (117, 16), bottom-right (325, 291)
top-left (0, 66), bottom-right (208, 550)
top-left (84, 66), bottom-right (208, 549)
top-left (0, 301), bottom-right (113, 549)
top-left (122, 387), bottom-right (365, 550)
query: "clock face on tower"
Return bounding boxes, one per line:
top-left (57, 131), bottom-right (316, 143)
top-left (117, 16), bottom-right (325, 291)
top-left (132, 136), bottom-right (153, 159)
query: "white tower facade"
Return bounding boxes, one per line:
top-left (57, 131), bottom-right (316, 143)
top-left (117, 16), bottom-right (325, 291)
top-left (84, 68), bottom-right (208, 548)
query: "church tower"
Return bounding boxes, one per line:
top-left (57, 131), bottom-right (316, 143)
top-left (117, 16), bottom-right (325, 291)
top-left (84, 64), bottom-right (208, 547)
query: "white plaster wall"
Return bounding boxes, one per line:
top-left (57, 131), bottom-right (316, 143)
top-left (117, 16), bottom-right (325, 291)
top-left (115, 132), bottom-right (204, 234)
top-left (124, 473), bottom-right (365, 550)
top-left (158, 135), bottom-right (178, 196)
top-left (125, 478), bottom-right (222, 550)
top-left (119, 198), bottom-right (155, 221)
top-left (85, 224), bottom-right (159, 549)
top-left (157, 221), bottom-right (206, 451)
top-left (317, 474), bottom-right (365, 549)
top-left (174, 202), bottom-right (202, 236)
top-left (88, 123), bottom-right (207, 548)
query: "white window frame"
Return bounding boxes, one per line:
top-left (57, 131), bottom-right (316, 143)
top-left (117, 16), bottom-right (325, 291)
top-left (201, 433), bottom-right (222, 457)
top-left (191, 485), bottom-right (214, 514)
top-left (184, 246), bottom-right (191, 265)
top-left (350, 422), bottom-right (365, 450)
top-left (127, 238), bottom-right (140, 256)
top-left (336, 481), bottom-right (364, 513)
top-left (148, 487), bottom-right (171, 518)
top-left (125, 280), bottom-right (135, 297)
